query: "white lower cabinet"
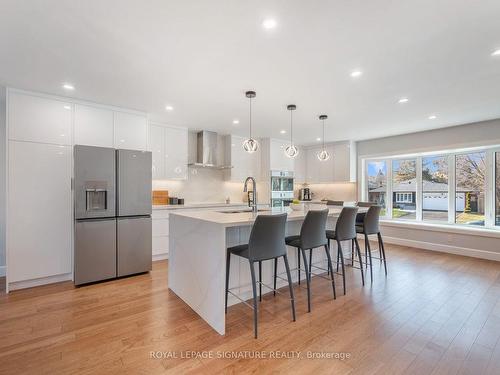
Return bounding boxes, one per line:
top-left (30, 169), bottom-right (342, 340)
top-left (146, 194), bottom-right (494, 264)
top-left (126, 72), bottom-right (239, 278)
top-left (7, 141), bottom-right (73, 284)
top-left (152, 210), bottom-right (169, 259)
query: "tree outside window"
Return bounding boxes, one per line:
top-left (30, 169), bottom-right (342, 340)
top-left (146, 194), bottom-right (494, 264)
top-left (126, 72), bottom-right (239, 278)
top-left (455, 152), bottom-right (486, 226)
top-left (392, 159), bottom-right (416, 220)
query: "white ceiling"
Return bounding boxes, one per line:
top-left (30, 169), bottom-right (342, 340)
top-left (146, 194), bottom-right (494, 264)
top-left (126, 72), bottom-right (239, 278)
top-left (1, 0), bottom-right (500, 145)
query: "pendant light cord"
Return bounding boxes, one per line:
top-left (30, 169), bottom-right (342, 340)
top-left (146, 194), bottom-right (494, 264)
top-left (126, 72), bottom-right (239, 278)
top-left (249, 97), bottom-right (252, 139)
top-left (322, 119), bottom-right (325, 150)
top-left (290, 110), bottom-right (293, 144)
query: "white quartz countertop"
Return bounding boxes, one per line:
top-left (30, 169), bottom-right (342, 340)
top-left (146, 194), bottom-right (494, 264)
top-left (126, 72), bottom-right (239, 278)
top-left (152, 202), bottom-right (250, 210)
top-left (169, 206), bottom-right (363, 227)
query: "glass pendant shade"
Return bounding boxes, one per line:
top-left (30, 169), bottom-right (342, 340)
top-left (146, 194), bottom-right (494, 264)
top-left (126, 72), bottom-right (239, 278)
top-left (285, 144), bottom-right (299, 158)
top-left (242, 138), bottom-right (259, 153)
top-left (317, 149), bottom-right (330, 161)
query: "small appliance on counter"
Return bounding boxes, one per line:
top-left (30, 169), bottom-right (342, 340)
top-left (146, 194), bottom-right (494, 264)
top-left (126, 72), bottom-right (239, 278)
top-left (299, 187), bottom-right (312, 201)
top-left (168, 197), bottom-right (184, 205)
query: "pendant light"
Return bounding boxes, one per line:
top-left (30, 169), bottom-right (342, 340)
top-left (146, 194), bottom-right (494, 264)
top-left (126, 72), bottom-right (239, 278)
top-left (242, 90), bottom-right (259, 153)
top-left (317, 115), bottom-right (330, 161)
top-left (284, 104), bottom-right (299, 158)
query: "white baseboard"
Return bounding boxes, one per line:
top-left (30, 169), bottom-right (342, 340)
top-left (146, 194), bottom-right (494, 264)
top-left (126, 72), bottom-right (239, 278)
top-left (382, 236), bottom-right (500, 262)
top-left (153, 253), bottom-right (169, 262)
top-left (0, 266), bottom-right (5, 277)
top-left (8, 272), bottom-right (73, 292)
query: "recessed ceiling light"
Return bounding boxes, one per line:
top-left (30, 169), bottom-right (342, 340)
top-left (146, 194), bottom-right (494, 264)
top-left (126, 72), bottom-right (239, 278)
top-left (165, 105), bottom-right (174, 111)
top-left (262, 18), bottom-right (277, 30)
top-left (63, 105), bottom-right (71, 110)
top-left (398, 97), bottom-right (409, 104)
top-left (62, 83), bottom-right (74, 90)
top-left (316, 137), bottom-right (321, 141)
top-left (350, 70), bottom-right (363, 78)
top-left (232, 119), bottom-right (240, 125)
top-left (428, 115), bottom-right (437, 120)
top-left (492, 49), bottom-right (500, 56)
top-left (280, 130), bottom-right (286, 134)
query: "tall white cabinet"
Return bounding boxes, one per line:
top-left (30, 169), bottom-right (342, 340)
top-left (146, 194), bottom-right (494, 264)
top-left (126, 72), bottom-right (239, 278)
top-left (149, 123), bottom-right (188, 180)
top-left (8, 142), bottom-right (72, 283)
top-left (6, 89), bottom-right (149, 291)
top-left (303, 141), bottom-right (356, 183)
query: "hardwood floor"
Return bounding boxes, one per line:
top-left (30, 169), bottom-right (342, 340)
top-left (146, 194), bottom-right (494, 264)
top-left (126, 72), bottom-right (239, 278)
top-left (1, 243), bottom-right (500, 374)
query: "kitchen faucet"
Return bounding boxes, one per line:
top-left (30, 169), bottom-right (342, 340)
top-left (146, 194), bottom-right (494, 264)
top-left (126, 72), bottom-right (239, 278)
top-left (243, 176), bottom-right (258, 213)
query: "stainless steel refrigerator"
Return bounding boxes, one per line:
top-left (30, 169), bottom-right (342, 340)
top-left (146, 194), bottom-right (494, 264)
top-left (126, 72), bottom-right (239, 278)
top-left (74, 145), bottom-right (152, 285)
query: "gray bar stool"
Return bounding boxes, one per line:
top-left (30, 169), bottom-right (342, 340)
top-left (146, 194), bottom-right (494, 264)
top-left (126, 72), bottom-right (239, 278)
top-left (225, 213), bottom-right (295, 339)
top-left (326, 206), bottom-right (364, 295)
top-left (282, 209), bottom-right (336, 312)
top-left (356, 205), bottom-right (387, 282)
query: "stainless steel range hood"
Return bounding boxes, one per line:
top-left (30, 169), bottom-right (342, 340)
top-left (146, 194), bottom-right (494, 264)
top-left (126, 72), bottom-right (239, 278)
top-left (188, 131), bottom-right (232, 169)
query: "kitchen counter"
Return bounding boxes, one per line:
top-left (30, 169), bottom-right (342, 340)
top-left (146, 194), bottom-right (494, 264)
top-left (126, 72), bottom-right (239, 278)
top-left (153, 202), bottom-right (250, 210)
top-left (168, 205), bottom-right (366, 335)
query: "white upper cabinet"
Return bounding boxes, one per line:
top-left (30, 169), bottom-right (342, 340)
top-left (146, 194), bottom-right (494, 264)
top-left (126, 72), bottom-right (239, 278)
top-left (8, 92), bottom-right (72, 145)
top-left (224, 135), bottom-right (261, 181)
top-left (74, 104), bottom-right (114, 147)
top-left (114, 111), bottom-right (148, 151)
top-left (304, 141), bottom-right (356, 183)
top-left (8, 141), bottom-right (72, 283)
top-left (150, 124), bottom-right (166, 179)
top-left (270, 139), bottom-right (294, 172)
top-left (260, 138), bottom-right (294, 179)
top-left (332, 141), bottom-right (356, 182)
top-left (165, 126), bottom-right (188, 180)
top-left (150, 124), bottom-right (188, 180)
top-left (294, 146), bottom-right (307, 183)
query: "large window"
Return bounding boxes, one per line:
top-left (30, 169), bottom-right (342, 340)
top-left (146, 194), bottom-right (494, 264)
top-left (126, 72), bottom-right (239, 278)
top-left (367, 161), bottom-right (387, 215)
top-left (422, 155), bottom-right (448, 222)
top-left (455, 152), bottom-right (486, 226)
top-left (496, 152), bottom-right (500, 226)
top-left (392, 159), bottom-right (416, 220)
top-left (364, 147), bottom-right (499, 230)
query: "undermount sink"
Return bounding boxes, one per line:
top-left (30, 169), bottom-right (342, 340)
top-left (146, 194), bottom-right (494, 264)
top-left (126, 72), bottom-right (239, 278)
top-left (218, 209), bottom-right (269, 214)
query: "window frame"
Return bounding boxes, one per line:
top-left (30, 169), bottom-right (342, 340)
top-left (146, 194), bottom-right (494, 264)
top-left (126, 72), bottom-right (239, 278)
top-left (362, 146), bottom-right (499, 230)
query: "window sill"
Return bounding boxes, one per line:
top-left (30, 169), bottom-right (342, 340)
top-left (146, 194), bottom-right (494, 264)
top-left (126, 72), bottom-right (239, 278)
top-left (379, 219), bottom-right (500, 239)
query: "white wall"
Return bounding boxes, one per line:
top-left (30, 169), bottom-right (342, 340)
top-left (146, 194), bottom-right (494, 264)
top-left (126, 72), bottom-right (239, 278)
top-left (0, 87), bottom-right (6, 276)
top-left (356, 118), bottom-right (500, 261)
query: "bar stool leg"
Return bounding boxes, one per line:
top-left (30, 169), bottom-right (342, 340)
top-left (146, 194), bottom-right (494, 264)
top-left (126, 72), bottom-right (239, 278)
top-left (258, 261), bottom-right (262, 302)
top-left (273, 258), bottom-right (278, 296)
top-left (309, 249), bottom-right (313, 275)
top-left (249, 260), bottom-right (258, 338)
top-left (283, 254), bottom-right (296, 321)
top-left (300, 248), bottom-right (312, 312)
top-left (365, 234), bottom-right (373, 283)
top-left (354, 238), bottom-right (365, 285)
top-left (351, 239), bottom-right (355, 266)
top-left (335, 240), bottom-right (340, 272)
top-left (336, 240), bottom-right (346, 295)
top-left (297, 249), bottom-right (301, 285)
top-left (378, 232), bottom-right (388, 276)
top-left (225, 251), bottom-right (230, 313)
top-left (324, 244), bottom-right (336, 299)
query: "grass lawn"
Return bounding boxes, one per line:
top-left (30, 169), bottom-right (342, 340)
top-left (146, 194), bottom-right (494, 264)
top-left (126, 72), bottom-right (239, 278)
top-left (456, 212), bottom-right (485, 224)
top-left (392, 209), bottom-right (414, 218)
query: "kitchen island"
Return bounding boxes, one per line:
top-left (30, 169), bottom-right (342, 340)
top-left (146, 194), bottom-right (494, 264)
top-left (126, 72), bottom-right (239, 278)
top-left (168, 206), bottom-right (358, 335)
